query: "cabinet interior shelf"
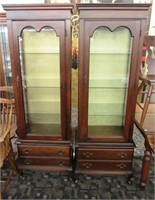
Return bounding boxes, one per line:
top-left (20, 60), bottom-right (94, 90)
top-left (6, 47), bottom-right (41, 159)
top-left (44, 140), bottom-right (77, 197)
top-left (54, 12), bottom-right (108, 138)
top-left (88, 125), bottom-right (124, 138)
top-left (27, 124), bottom-right (61, 136)
top-left (25, 86), bottom-right (60, 88)
top-left (90, 52), bottom-right (131, 55)
top-left (89, 86), bottom-right (128, 89)
top-left (20, 52), bottom-right (59, 54)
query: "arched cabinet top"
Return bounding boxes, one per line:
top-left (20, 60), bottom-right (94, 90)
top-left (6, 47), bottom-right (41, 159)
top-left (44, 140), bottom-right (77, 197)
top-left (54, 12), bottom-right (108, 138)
top-left (13, 21), bottom-right (64, 38)
top-left (88, 25), bottom-right (133, 38)
top-left (19, 26), bottom-right (60, 38)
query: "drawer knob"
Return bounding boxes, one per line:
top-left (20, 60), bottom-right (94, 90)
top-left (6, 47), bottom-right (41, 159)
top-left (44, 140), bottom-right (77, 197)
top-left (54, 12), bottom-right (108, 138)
top-left (23, 149), bottom-right (31, 154)
top-left (58, 161), bottom-right (65, 166)
top-left (24, 160), bottom-right (32, 165)
top-left (118, 152), bottom-right (127, 159)
top-left (57, 150), bottom-right (65, 156)
top-left (82, 163), bottom-right (93, 169)
top-left (83, 152), bottom-right (93, 158)
top-left (116, 163), bottom-right (126, 169)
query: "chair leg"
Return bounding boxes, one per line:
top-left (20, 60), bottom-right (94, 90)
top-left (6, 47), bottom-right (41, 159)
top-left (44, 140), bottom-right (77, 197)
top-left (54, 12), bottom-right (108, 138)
top-left (1, 148), bottom-right (22, 194)
top-left (140, 149), bottom-right (152, 188)
top-left (7, 148), bottom-right (21, 174)
top-left (1, 171), bottom-right (13, 193)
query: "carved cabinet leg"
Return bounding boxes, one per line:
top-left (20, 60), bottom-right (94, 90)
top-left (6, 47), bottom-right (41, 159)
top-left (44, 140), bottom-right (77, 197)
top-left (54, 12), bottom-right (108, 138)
top-left (140, 149), bottom-right (152, 188)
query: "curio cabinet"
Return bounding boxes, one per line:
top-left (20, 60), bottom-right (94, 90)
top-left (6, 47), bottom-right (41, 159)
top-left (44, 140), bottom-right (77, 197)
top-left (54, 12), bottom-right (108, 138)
top-left (3, 4), bottom-right (73, 172)
top-left (3, 3), bottom-right (151, 176)
top-left (76, 3), bottom-right (151, 176)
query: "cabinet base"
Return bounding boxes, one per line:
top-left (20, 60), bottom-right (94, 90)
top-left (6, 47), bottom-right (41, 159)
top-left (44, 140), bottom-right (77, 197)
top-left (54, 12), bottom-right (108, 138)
top-left (17, 140), bottom-right (73, 173)
top-left (75, 142), bottom-right (134, 176)
top-left (74, 169), bottom-right (132, 176)
top-left (18, 164), bottom-right (73, 172)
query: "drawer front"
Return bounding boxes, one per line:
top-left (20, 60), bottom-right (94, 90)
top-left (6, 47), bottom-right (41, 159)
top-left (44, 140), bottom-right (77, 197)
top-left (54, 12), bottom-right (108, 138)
top-left (77, 148), bottom-right (133, 160)
top-left (19, 156), bottom-right (71, 167)
top-left (18, 145), bottom-right (71, 157)
top-left (77, 160), bottom-right (132, 171)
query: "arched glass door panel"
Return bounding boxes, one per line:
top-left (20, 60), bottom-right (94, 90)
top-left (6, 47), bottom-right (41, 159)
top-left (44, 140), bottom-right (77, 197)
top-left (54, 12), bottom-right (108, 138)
top-left (19, 26), bottom-right (61, 136)
top-left (88, 26), bottom-right (132, 138)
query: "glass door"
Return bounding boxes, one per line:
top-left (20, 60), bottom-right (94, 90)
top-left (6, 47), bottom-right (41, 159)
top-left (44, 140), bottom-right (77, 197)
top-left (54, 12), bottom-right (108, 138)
top-left (88, 27), bottom-right (132, 138)
top-left (19, 27), bottom-right (61, 136)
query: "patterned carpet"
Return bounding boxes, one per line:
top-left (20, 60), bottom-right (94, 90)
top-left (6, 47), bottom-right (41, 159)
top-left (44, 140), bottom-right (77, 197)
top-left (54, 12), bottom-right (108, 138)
top-left (1, 126), bottom-right (155, 200)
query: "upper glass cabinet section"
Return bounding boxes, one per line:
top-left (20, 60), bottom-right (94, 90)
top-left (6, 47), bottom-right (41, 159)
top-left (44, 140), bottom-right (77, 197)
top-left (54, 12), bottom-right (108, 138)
top-left (88, 26), bottom-right (132, 138)
top-left (19, 27), bottom-right (61, 136)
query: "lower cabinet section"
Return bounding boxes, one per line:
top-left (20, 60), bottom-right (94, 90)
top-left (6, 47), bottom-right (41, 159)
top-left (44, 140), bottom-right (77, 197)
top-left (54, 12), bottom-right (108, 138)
top-left (17, 141), bottom-right (72, 172)
top-left (17, 140), bottom-right (134, 175)
top-left (75, 143), bottom-right (134, 175)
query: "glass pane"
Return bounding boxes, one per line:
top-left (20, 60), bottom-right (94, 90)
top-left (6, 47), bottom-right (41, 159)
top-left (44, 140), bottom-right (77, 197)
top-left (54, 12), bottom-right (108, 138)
top-left (0, 25), bottom-right (12, 85)
top-left (88, 27), bottom-right (132, 138)
top-left (19, 27), bottom-right (61, 136)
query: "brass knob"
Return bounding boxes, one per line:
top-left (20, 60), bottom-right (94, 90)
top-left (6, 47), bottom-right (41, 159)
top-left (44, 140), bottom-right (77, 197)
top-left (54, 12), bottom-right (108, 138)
top-left (82, 163), bottom-right (93, 169)
top-left (24, 160), bottom-right (32, 165)
top-left (83, 151), bottom-right (93, 158)
top-left (116, 163), bottom-right (126, 169)
top-left (57, 150), bottom-right (65, 156)
top-left (118, 152), bottom-right (127, 159)
top-left (58, 161), bottom-right (65, 166)
top-left (23, 149), bottom-right (31, 154)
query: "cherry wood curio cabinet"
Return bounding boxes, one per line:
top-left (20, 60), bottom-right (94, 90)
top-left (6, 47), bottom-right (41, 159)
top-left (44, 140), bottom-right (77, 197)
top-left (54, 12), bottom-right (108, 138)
top-left (3, 3), bottom-right (151, 176)
top-left (76, 3), bottom-right (151, 176)
top-left (3, 4), bottom-right (73, 172)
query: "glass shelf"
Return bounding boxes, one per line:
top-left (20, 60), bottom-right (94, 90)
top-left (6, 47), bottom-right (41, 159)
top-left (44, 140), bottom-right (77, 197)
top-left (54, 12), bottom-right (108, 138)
top-left (23, 79), bottom-right (60, 87)
top-left (88, 115), bottom-right (125, 126)
top-left (90, 52), bottom-right (131, 55)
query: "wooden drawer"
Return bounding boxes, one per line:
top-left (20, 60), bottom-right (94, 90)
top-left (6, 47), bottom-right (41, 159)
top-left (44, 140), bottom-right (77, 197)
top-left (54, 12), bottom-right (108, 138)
top-left (18, 145), bottom-right (71, 157)
top-left (77, 160), bottom-right (132, 171)
top-left (19, 156), bottom-right (71, 167)
top-left (77, 148), bottom-right (133, 160)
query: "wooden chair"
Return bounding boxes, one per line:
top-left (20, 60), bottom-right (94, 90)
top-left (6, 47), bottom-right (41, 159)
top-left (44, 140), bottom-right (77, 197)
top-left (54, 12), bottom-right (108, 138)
top-left (0, 86), bottom-right (17, 138)
top-left (0, 98), bottom-right (20, 196)
top-left (0, 86), bottom-right (14, 99)
top-left (134, 76), bottom-right (155, 188)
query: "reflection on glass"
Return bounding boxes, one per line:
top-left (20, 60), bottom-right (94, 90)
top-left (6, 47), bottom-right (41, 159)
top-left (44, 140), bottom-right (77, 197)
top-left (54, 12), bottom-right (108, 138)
top-left (0, 25), bottom-right (12, 85)
top-left (19, 27), bottom-right (61, 136)
top-left (88, 27), bottom-right (132, 137)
